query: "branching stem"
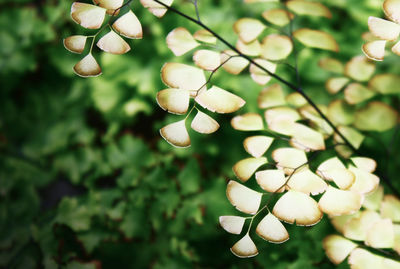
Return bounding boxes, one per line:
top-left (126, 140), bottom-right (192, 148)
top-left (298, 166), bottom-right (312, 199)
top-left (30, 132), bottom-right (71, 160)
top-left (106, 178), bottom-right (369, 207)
top-left (149, 0), bottom-right (400, 197)
top-left (246, 150), bottom-right (320, 234)
top-left (191, 0), bottom-right (201, 22)
top-left (151, 0), bottom-right (358, 154)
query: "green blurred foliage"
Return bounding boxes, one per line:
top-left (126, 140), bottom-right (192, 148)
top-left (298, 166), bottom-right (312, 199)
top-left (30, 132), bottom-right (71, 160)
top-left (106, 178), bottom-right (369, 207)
top-left (0, 0), bottom-right (398, 268)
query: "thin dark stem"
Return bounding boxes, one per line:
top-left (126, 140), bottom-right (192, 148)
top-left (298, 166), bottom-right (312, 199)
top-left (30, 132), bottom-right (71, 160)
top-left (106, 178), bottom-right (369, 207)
top-left (298, 92), bottom-right (358, 151)
top-left (264, 150), bottom-right (321, 209)
top-left (282, 8), bottom-right (358, 154)
top-left (151, 0), bottom-right (359, 154)
top-left (114, 0), bottom-right (133, 15)
top-left (197, 54), bottom-right (234, 93)
top-left (149, 0), bottom-right (400, 198)
top-left (279, 61), bottom-right (297, 72)
top-left (152, 0), bottom-right (296, 88)
top-left (286, 7), bottom-right (301, 88)
top-left (359, 242), bottom-right (400, 261)
top-left (192, 0), bottom-right (201, 22)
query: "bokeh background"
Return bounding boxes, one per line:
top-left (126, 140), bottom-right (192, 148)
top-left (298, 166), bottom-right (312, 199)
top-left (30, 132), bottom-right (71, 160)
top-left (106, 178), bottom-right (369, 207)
top-left (1, 0), bottom-right (398, 268)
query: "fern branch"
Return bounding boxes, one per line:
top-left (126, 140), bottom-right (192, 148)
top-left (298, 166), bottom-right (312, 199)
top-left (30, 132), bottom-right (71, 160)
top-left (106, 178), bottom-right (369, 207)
top-left (150, 0), bottom-right (400, 198)
top-left (151, 0), bottom-right (358, 154)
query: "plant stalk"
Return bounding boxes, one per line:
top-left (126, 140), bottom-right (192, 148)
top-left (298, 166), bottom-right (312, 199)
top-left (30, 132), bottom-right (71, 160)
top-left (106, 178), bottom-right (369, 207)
top-left (151, 0), bottom-right (358, 153)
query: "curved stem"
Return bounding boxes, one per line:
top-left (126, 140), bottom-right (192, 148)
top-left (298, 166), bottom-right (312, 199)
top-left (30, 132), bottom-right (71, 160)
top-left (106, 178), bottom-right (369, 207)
top-left (149, 1), bottom-right (400, 198)
top-left (285, 4), bottom-right (301, 89)
top-left (246, 150), bottom-right (321, 233)
top-left (151, 0), bottom-right (358, 154)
